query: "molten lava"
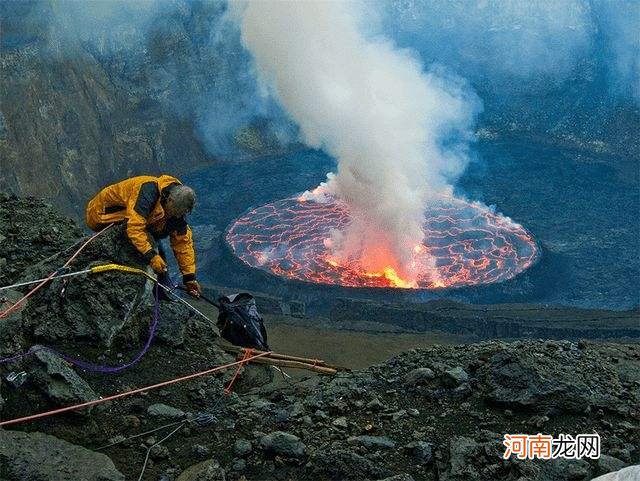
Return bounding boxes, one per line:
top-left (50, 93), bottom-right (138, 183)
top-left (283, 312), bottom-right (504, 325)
top-left (226, 194), bottom-right (539, 289)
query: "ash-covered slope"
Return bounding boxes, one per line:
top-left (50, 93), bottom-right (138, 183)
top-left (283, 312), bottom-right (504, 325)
top-left (0, 196), bottom-right (638, 481)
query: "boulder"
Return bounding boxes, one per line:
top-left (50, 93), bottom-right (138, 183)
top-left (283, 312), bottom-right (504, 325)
top-left (308, 448), bottom-right (392, 480)
top-left (479, 345), bottom-right (623, 412)
top-left (28, 347), bottom-right (97, 406)
top-left (597, 455), bottom-right (628, 476)
top-left (147, 403), bottom-right (186, 419)
top-left (176, 459), bottom-right (226, 481)
top-left (260, 431), bottom-right (306, 458)
top-left (404, 441), bottom-right (433, 464)
top-left (403, 367), bottom-right (435, 386)
top-left (443, 367), bottom-right (469, 387)
top-left (233, 439), bottom-right (252, 457)
top-left (20, 225), bottom-right (150, 347)
top-left (0, 430), bottom-right (124, 481)
top-left (347, 435), bottom-right (396, 450)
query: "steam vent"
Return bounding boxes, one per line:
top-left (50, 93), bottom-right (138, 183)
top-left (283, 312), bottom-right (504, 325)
top-left (226, 194), bottom-right (539, 289)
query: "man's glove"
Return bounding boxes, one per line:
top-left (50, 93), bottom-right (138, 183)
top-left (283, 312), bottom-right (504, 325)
top-left (185, 280), bottom-right (202, 298)
top-left (150, 254), bottom-right (168, 274)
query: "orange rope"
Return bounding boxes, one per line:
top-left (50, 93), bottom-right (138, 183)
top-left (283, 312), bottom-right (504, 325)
top-left (224, 348), bottom-right (254, 395)
top-left (0, 349), bottom-right (272, 427)
top-left (0, 224), bottom-right (113, 319)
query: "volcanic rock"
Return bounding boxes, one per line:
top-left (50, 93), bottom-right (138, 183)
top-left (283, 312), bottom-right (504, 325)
top-left (0, 195), bottom-right (81, 287)
top-left (0, 430), bottom-right (124, 481)
top-left (20, 225), bottom-right (150, 347)
top-left (404, 440), bottom-right (433, 464)
top-left (234, 439), bottom-right (253, 457)
top-left (307, 447), bottom-right (392, 480)
top-left (347, 435), bottom-right (396, 450)
top-left (536, 458), bottom-right (592, 481)
top-left (443, 366), bottom-right (469, 387)
top-left (260, 431), bottom-right (306, 458)
top-left (596, 455), bottom-right (628, 475)
top-left (403, 367), bottom-right (436, 386)
top-left (478, 342), bottom-right (623, 412)
top-left (380, 475), bottom-right (415, 481)
top-left (147, 403), bottom-right (186, 419)
top-left (176, 459), bottom-right (226, 481)
top-left (28, 346), bottom-right (98, 406)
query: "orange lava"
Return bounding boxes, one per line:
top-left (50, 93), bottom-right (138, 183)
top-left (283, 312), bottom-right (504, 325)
top-left (226, 194), bottom-right (539, 289)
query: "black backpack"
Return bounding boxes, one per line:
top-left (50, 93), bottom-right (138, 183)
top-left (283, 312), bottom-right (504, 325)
top-left (216, 293), bottom-right (269, 351)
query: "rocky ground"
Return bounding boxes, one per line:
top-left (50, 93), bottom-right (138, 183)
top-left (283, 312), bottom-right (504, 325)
top-left (0, 194), bottom-right (638, 481)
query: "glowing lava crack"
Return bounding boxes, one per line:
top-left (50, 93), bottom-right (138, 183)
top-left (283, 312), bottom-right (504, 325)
top-left (226, 195), bottom-right (539, 289)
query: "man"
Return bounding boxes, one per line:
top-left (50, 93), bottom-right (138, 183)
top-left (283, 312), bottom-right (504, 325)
top-left (85, 174), bottom-right (202, 298)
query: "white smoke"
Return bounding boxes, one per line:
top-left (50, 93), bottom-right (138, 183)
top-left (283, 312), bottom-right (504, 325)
top-left (238, 1), bottom-right (480, 280)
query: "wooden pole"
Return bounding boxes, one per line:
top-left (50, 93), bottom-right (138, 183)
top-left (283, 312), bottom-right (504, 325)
top-left (243, 356), bottom-right (337, 375)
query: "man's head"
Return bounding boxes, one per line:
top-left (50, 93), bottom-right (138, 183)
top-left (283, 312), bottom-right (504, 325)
top-left (165, 185), bottom-right (196, 218)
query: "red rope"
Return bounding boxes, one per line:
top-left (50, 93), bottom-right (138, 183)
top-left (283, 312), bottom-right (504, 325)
top-left (224, 348), bottom-right (254, 395)
top-left (0, 224), bottom-right (113, 319)
top-left (0, 350), bottom-right (272, 427)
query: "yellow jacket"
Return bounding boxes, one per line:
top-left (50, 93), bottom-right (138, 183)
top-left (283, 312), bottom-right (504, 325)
top-left (85, 175), bottom-right (197, 281)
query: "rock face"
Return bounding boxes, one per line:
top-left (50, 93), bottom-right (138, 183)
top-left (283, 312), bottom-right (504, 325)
top-left (0, 430), bottom-right (124, 481)
top-left (0, 3), bottom-right (293, 217)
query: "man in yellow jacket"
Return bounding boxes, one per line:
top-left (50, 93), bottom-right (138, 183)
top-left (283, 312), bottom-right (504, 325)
top-left (85, 175), bottom-right (202, 298)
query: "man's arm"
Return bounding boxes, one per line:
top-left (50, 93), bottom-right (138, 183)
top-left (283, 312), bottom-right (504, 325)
top-left (169, 221), bottom-right (197, 281)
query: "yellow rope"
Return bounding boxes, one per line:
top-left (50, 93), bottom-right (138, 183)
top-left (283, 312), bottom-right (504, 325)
top-left (89, 263), bottom-right (157, 282)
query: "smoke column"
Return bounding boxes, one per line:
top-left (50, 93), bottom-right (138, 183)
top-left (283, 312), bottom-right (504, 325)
top-left (239, 1), bottom-right (480, 282)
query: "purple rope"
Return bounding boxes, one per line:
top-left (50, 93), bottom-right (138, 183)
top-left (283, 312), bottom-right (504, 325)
top-left (0, 283), bottom-right (161, 374)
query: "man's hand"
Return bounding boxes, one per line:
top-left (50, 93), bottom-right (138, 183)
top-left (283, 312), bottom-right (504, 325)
top-left (150, 254), bottom-right (168, 274)
top-left (185, 280), bottom-right (202, 298)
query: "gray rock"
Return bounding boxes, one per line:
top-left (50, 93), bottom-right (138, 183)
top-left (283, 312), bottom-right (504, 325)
top-left (234, 439), bottom-right (252, 457)
top-left (365, 397), bottom-right (385, 411)
top-left (29, 347), bottom-right (98, 406)
top-left (347, 435), bottom-right (396, 449)
top-left (537, 458), bottom-right (591, 481)
top-left (147, 403), bottom-right (186, 419)
top-left (596, 455), bottom-right (627, 476)
top-left (405, 441), bottom-right (433, 464)
top-left (379, 475), bottom-right (415, 481)
top-left (332, 416), bottom-right (348, 428)
top-left (156, 301), bottom-right (192, 347)
top-left (290, 401), bottom-right (305, 417)
top-left (443, 366), bottom-right (469, 387)
top-left (176, 459), bottom-right (226, 481)
top-left (260, 431), bottom-right (306, 458)
top-left (404, 367), bottom-right (435, 386)
top-left (191, 444), bottom-right (210, 459)
top-left (0, 430), bottom-right (124, 481)
top-left (232, 459), bottom-right (246, 472)
top-left (20, 225), bottom-right (149, 348)
top-left (480, 347), bottom-right (624, 413)
top-left (439, 434), bottom-right (540, 481)
top-left (308, 448), bottom-right (392, 480)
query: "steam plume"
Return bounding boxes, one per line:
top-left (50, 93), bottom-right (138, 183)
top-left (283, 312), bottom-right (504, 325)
top-left (239, 1), bottom-right (480, 280)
